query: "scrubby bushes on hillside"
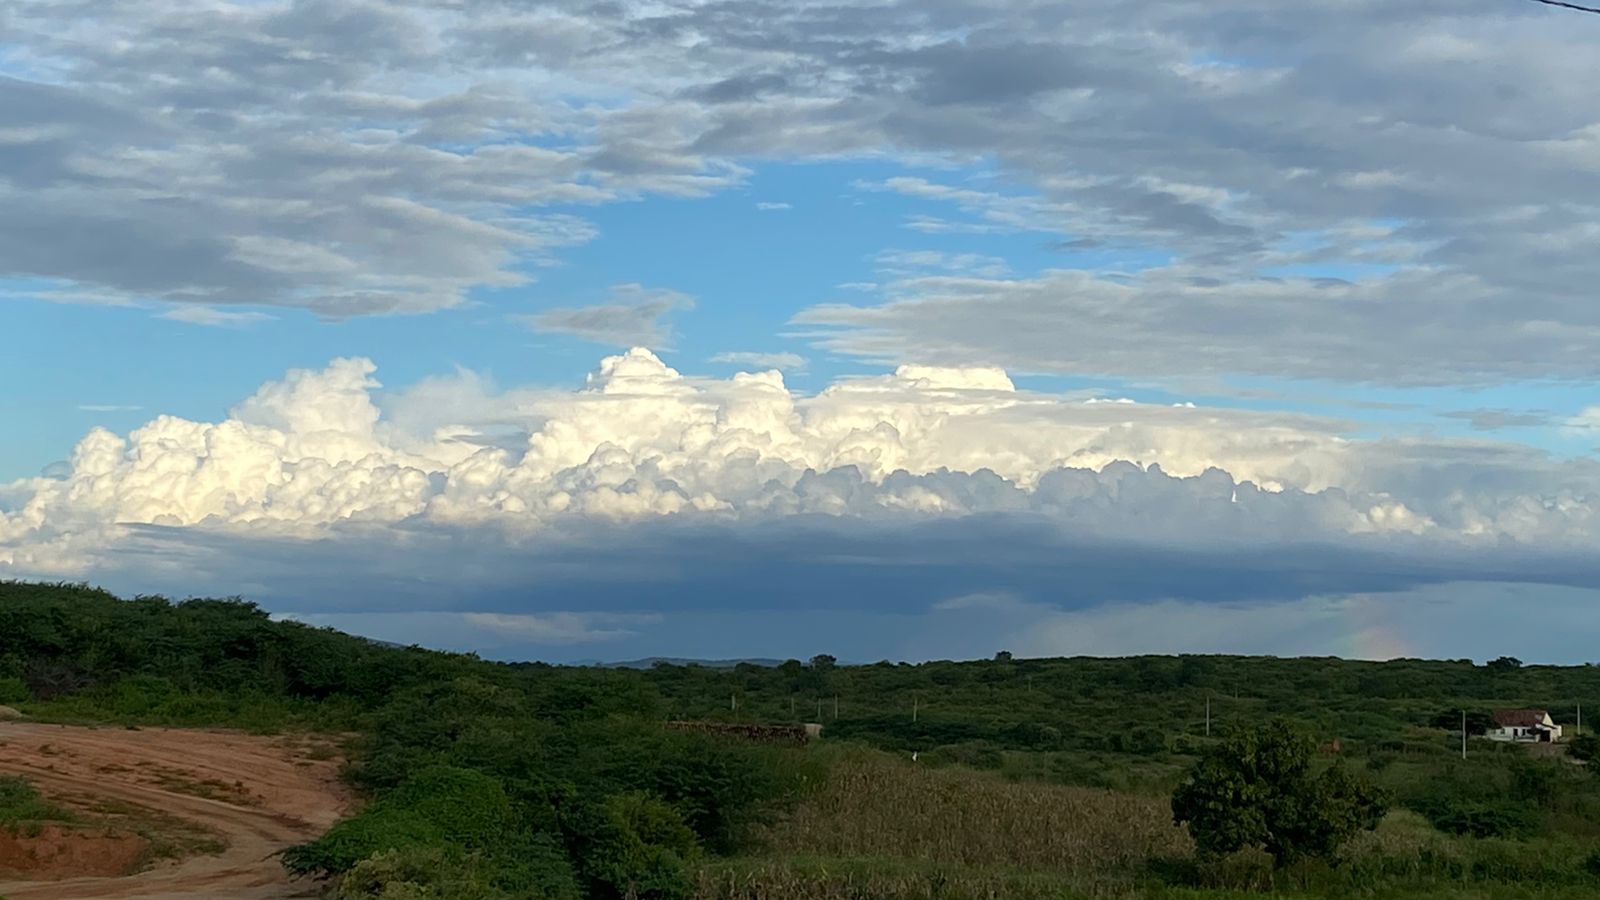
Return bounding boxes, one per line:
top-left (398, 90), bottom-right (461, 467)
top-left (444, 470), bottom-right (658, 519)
top-left (20, 581), bottom-right (1600, 898)
top-left (1398, 757), bottom-right (1579, 840)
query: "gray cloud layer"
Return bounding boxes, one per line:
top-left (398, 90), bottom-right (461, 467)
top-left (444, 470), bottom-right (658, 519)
top-left (6, 1), bottom-right (1600, 382)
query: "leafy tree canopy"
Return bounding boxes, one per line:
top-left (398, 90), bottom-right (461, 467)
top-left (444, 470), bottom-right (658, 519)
top-left (1171, 720), bottom-right (1387, 866)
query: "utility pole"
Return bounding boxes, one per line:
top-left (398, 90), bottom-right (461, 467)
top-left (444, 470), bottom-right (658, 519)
top-left (731, 692), bottom-right (737, 713)
top-left (1578, 702), bottom-right (1583, 737)
top-left (833, 695), bottom-right (839, 719)
top-left (1462, 709), bottom-right (1467, 760)
top-left (1205, 695), bottom-right (1211, 737)
top-left (913, 696), bottom-right (919, 723)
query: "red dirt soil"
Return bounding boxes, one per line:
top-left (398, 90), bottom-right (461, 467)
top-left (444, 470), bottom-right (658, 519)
top-left (0, 723), bottom-right (354, 900)
top-left (0, 826), bottom-right (149, 879)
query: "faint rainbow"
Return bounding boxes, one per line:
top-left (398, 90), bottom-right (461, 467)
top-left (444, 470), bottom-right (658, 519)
top-left (1336, 592), bottom-right (1416, 660)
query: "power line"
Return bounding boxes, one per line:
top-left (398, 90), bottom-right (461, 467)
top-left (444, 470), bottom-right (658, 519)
top-left (1528, 0), bottom-right (1600, 14)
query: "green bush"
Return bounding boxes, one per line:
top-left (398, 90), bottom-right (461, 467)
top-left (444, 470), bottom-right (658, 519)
top-left (0, 775), bottom-right (76, 825)
top-left (330, 840), bottom-right (579, 900)
top-left (1112, 725), bottom-right (1166, 756)
top-left (353, 677), bottom-right (546, 792)
top-left (1428, 802), bottom-right (1541, 839)
top-left (285, 766), bottom-right (518, 876)
top-left (1403, 762), bottom-right (1550, 839)
top-left (1004, 722), bottom-right (1063, 750)
top-left (551, 720), bottom-right (805, 854)
top-left (1049, 754), bottom-right (1114, 789)
top-left (1570, 733), bottom-right (1600, 765)
top-left (1171, 720), bottom-right (1387, 866)
top-left (568, 791), bottom-right (699, 900)
top-left (0, 675), bottom-right (27, 703)
top-left (331, 848), bottom-right (502, 900)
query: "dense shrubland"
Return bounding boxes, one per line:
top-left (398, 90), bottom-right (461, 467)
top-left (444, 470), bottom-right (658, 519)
top-left (10, 580), bottom-right (1600, 898)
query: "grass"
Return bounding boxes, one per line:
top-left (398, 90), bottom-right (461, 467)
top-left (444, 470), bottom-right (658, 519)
top-left (143, 767), bottom-right (261, 807)
top-left (0, 775), bottom-right (77, 828)
top-left (713, 748), bottom-right (1600, 900)
top-left (696, 857), bottom-right (1600, 900)
top-left (755, 747), bottom-right (1189, 874)
top-left (0, 776), bottom-right (225, 870)
top-left (695, 856), bottom-right (1130, 899)
top-left (46, 792), bottom-right (228, 865)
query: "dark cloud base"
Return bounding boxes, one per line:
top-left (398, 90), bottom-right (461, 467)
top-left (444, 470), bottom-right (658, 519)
top-left (91, 514), bottom-right (1600, 622)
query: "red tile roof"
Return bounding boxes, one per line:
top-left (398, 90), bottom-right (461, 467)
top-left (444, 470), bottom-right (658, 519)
top-left (1492, 709), bottom-right (1551, 728)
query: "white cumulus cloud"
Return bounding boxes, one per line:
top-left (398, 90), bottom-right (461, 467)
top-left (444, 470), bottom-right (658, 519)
top-left (5, 349), bottom-right (1600, 585)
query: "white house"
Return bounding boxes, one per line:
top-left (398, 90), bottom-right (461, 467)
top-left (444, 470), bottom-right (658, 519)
top-left (1487, 709), bottom-right (1563, 743)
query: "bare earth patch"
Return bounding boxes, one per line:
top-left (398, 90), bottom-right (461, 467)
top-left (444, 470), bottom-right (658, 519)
top-left (0, 723), bottom-right (354, 899)
top-left (0, 825), bottom-right (149, 879)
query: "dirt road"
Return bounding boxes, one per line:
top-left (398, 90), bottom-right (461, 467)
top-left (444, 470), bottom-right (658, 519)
top-left (0, 723), bottom-right (353, 900)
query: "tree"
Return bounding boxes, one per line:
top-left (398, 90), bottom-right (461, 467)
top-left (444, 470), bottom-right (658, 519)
top-left (1486, 656), bottom-right (1523, 672)
top-left (1570, 732), bottom-right (1600, 764)
top-left (1428, 708), bottom-right (1494, 736)
top-left (1171, 720), bottom-right (1386, 866)
top-left (994, 650), bottom-right (1014, 662)
top-left (808, 654), bottom-right (836, 671)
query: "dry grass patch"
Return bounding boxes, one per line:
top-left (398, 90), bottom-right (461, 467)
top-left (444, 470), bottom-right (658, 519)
top-left (755, 749), bottom-right (1190, 873)
top-left (67, 794), bottom-right (228, 863)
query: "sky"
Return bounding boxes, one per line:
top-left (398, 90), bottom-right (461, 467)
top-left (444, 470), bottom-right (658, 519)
top-left (5, 0), bottom-right (1600, 663)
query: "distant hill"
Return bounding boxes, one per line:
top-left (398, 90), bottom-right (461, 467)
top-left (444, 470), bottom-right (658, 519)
top-left (590, 656), bottom-right (786, 669)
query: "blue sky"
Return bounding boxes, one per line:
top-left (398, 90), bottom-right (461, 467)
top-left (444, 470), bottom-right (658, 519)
top-left (7, 158), bottom-right (1592, 481)
top-left (5, 0), bottom-right (1600, 662)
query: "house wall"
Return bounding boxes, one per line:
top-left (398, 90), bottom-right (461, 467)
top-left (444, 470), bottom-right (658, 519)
top-left (1486, 724), bottom-right (1561, 742)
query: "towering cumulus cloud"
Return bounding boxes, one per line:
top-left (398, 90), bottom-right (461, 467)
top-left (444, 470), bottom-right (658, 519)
top-left (5, 351), bottom-right (1599, 587)
top-left (7, 350), bottom-right (1600, 659)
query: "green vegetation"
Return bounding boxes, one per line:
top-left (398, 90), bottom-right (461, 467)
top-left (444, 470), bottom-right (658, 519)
top-left (0, 775), bottom-right (76, 828)
top-left (1173, 721), bottom-right (1386, 866)
top-left (9, 579), bottom-right (1600, 897)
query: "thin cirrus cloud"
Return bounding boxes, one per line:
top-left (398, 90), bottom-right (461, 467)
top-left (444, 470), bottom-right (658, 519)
top-left (515, 285), bottom-right (695, 348)
top-left (159, 306), bottom-right (276, 328)
top-left (1440, 408), bottom-right (1554, 432)
top-left (708, 351), bottom-right (807, 372)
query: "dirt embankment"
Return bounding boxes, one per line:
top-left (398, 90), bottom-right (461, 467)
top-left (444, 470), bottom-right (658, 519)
top-left (0, 723), bottom-right (354, 900)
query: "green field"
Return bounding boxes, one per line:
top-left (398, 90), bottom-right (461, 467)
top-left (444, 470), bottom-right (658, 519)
top-left (5, 579), bottom-right (1600, 898)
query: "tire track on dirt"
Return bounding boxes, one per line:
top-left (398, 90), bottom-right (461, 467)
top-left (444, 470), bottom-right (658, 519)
top-left (0, 723), bottom-right (353, 900)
